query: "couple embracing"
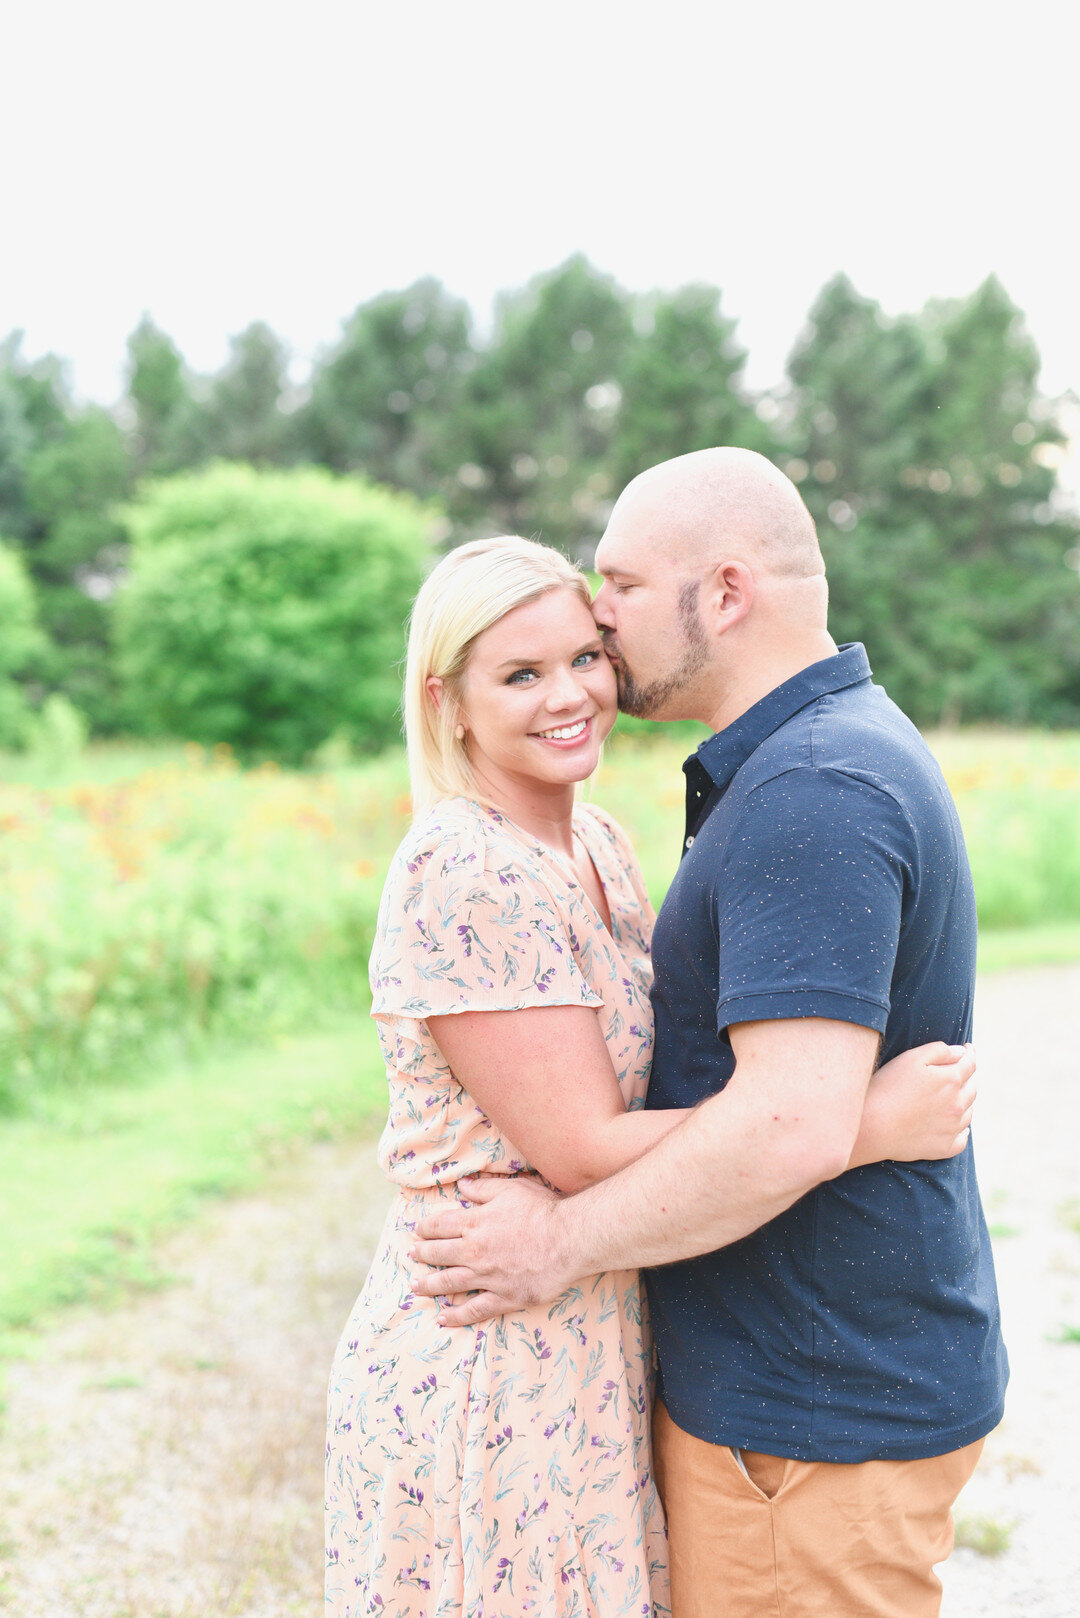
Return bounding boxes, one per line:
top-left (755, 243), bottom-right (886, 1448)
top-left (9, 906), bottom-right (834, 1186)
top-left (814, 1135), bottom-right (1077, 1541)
top-left (326, 448), bottom-right (1007, 1618)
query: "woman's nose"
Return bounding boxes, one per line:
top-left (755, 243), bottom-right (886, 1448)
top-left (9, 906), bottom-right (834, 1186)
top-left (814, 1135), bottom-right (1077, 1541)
top-left (546, 666), bottom-right (584, 709)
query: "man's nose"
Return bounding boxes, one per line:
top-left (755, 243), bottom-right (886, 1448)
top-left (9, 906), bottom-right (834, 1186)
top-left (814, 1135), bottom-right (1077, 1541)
top-left (591, 580), bottom-right (615, 629)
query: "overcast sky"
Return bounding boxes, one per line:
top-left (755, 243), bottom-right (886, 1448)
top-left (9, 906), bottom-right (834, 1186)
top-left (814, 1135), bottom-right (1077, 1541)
top-left (3, 0), bottom-right (1077, 411)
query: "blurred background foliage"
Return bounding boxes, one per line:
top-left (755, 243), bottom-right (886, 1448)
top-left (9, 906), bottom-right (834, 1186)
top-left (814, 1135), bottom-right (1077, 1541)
top-left (0, 256), bottom-right (1078, 759)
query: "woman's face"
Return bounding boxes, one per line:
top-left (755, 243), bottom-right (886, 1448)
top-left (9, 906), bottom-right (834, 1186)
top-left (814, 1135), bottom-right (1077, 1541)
top-left (456, 587), bottom-right (617, 793)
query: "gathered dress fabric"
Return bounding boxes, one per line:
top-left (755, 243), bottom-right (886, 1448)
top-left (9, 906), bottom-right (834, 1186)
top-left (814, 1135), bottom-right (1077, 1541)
top-left (326, 797), bottom-right (670, 1617)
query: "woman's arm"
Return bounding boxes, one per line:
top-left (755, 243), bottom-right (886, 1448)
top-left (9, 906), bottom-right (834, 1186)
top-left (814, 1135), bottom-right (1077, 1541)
top-left (847, 1041), bottom-right (976, 1168)
top-left (426, 1005), bottom-right (689, 1194)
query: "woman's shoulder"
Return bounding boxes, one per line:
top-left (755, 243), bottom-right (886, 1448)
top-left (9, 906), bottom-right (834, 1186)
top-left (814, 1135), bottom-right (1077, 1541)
top-left (384, 797), bottom-right (532, 893)
top-left (574, 800), bottom-right (652, 917)
top-left (574, 800), bottom-right (634, 857)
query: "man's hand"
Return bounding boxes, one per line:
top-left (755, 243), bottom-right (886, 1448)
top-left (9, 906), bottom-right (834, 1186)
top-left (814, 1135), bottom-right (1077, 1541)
top-left (410, 1175), bottom-right (568, 1326)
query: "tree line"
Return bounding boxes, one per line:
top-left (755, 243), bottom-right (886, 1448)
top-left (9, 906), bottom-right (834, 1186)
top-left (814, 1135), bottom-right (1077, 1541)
top-left (1, 256), bottom-right (1078, 752)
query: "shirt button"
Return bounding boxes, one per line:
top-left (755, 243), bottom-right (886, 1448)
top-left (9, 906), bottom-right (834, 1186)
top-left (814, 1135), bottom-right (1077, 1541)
top-left (685, 835), bottom-right (695, 848)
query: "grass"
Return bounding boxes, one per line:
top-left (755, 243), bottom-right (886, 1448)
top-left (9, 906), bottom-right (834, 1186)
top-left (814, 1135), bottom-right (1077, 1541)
top-left (594, 725), bottom-right (1080, 969)
top-left (953, 1513), bottom-right (1015, 1557)
top-left (1, 723), bottom-right (1078, 1343)
top-left (0, 746), bottom-right (411, 1109)
top-left (0, 1013), bottom-right (387, 1349)
top-left (976, 922), bottom-right (1080, 973)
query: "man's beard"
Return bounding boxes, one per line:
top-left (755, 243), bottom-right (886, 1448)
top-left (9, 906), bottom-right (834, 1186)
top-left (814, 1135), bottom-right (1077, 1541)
top-left (609, 581), bottom-right (711, 719)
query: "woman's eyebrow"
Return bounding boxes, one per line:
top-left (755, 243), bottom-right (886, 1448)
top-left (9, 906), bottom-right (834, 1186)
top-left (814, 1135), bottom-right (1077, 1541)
top-left (492, 653), bottom-right (545, 671)
top-left (492, 639), bottom-right (602, 672)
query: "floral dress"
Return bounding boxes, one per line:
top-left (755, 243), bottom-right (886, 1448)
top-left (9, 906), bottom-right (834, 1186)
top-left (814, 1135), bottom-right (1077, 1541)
top-left (326, 796), bottom-right (669, 1618)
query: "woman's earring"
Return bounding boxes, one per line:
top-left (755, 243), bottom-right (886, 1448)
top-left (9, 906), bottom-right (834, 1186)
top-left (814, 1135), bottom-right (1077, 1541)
top-left (455, 724), bottom-right (466, 741)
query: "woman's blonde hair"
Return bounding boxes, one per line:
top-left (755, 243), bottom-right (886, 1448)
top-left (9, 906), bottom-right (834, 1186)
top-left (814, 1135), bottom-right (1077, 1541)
top-left (404, 536), bottom-right (592, 815)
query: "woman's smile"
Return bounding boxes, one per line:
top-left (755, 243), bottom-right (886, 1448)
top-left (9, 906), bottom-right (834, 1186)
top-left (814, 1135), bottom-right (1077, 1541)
top-left (457, 589), bottom-right (617, 798)
top-left (531, 716), bottom-right (592, 746)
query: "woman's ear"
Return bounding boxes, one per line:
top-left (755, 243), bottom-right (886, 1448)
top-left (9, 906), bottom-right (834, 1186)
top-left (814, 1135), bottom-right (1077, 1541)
top-left (425, 675), bottom-right (445, 712)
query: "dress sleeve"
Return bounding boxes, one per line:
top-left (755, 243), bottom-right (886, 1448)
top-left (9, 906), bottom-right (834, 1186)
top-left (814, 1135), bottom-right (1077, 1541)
top-left (370, 812), bottom-right (604, 1020)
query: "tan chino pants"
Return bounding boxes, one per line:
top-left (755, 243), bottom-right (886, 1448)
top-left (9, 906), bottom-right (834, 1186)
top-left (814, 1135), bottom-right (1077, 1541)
top-left (653, 1400), bottom-right (985, 1618)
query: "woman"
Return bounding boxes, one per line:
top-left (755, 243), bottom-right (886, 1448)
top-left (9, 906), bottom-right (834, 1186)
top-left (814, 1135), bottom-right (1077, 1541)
top-left (326, 537), bottom-right (975, 1618)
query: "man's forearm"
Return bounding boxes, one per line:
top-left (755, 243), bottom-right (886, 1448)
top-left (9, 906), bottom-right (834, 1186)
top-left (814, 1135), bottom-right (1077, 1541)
top-left (548, 1065), bottom-right (854, 1279)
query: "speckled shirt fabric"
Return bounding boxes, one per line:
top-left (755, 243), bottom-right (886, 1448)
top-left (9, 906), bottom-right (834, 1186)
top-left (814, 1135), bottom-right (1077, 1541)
top-left (645, 644), bottom-right (1008, 1462)
top-left (326, 797), bottom-right (670, 1617)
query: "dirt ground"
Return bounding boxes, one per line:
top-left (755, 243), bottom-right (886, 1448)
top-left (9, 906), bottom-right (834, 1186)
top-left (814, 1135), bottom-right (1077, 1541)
top-left (1, 964), bottom-right (1077, 1617)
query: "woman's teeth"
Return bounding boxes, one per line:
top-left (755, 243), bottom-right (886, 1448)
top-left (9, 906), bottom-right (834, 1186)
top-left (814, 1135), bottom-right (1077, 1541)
top-left (536, 720), bottom-right (588, 741)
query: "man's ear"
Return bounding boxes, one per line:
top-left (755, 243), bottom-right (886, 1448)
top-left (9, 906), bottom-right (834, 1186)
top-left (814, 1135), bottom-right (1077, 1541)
top-left (425, 675), bottom-right (445, 712)
top-left (702, 560), bottom-right (755, 636)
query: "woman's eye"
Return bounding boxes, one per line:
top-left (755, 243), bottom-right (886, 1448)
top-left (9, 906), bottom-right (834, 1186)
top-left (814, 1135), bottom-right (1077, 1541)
top-left (505, 667), bottom-right (538, 685)
top-left (572, 650), bottom-right (600, 668)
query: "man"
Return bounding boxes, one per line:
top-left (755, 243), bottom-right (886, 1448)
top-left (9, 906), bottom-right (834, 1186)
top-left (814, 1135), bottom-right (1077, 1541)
top-left (411, 448), bottom-right (1007, 1616)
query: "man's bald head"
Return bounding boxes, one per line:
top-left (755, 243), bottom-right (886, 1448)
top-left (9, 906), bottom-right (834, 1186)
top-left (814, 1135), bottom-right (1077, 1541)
top-left (608, 447), bottom-right (824, 581)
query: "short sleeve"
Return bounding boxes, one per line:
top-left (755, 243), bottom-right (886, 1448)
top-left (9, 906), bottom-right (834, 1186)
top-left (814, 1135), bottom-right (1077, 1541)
top-left (714, 767), bottom-right (912, 1039)
top-left (369, 811), bottom-right (604, 1020)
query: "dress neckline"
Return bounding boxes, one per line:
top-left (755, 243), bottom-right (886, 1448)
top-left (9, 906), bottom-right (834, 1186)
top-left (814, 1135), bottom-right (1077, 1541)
top-left (474, 799), bottom-right (618, 942)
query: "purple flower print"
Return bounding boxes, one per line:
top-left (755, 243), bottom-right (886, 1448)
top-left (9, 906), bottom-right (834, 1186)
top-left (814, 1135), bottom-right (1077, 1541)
top-left (564, 1312), bottom-right (587, 1347)
top-left (515, 1499), bottom-right (549, 1534)
top-left (457, 922), bottom-right (482, 957)
top-left (535, 967), bottom-right (556, 994)
top-left (527, 1327), bottom-right (552, 1361)
top-left (493, 1554), bottom-right (516, 1594)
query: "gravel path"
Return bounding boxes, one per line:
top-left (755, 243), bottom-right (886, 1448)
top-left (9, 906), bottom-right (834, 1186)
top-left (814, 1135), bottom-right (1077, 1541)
top-left (0, 965), bottom-right (1077, 1617)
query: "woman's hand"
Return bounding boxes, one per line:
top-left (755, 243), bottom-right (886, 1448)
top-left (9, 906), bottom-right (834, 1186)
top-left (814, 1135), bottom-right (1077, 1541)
top-left (848, 1041), bottom-right (976, 1168)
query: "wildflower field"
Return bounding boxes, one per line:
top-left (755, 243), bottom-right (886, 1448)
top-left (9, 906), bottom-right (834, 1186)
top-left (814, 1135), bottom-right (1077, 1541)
top-left (1, 727), bottom-right (1079, 1337)
top-left (3, 727), bottom-right (1079, 1112)
top-left (0, 747), bottom-right (411, 1111)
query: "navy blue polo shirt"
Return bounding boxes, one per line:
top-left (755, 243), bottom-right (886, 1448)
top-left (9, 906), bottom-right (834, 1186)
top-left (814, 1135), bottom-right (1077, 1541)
top-left (644, 644), bottom-right (1008, 1462)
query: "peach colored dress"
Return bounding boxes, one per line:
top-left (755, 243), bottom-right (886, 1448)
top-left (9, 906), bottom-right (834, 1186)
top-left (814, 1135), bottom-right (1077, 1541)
top-left (326, 796), bottom-right (669, 1617)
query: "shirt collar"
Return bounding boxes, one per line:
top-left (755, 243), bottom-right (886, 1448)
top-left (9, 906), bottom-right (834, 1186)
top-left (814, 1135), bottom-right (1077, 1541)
top-left (684, 643), bottom-right (873, 796)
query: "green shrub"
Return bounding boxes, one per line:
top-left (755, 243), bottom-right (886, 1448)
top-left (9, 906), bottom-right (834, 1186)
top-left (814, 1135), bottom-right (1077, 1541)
top-left (114, 464), bottom-right (433, 763)
top-left (0, 751), bottom-right (412, 1111)
top-left (0, 541), bottom-right (42, 748)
